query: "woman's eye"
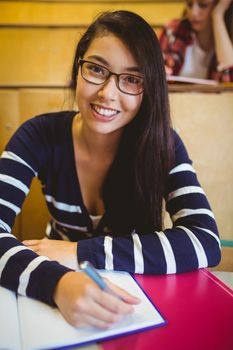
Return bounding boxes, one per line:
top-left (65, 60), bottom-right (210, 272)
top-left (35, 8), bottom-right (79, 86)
top-left (123, 75), bottom-right (141, 85)
top-left (198, 3), bottom-right (208, 9)
top-left (87, 64), bottom-right (105, 75)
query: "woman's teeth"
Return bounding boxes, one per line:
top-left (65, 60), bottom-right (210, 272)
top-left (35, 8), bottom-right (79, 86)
top-left (92, 105), bottom-right (118, 117)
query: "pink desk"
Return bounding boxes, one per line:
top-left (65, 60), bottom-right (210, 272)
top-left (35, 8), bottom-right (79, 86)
top-left (101, 269), bottom-right (233, 350)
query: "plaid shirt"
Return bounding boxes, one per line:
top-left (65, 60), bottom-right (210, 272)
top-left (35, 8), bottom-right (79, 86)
top-left (159, 19), bottom-right (233, 82)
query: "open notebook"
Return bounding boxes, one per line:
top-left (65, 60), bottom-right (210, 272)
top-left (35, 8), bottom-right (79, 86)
top-left (166, 74), bottom-right (218, 85)
top-left (0, 271), bottom-right (166, 350)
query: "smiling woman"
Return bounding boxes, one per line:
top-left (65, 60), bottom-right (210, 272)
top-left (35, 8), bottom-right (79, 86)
top-left (0, 10), bottom-right (221, 329)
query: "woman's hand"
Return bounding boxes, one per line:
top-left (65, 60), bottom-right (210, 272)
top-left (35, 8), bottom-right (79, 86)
top-left (22, 238), bottom-right (78, 270)
top-left (213, 0), bottom-right (232, 17)
top-left (53, 271), bottom-right (141, 329)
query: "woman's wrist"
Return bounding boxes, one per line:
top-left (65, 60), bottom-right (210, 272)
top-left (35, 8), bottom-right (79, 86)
top-left (53, 271), bottom-right (76, 306)
top-left (212, 7), bottom-right (224, 20)
top-left (212, 1), bottom-right (231, 18)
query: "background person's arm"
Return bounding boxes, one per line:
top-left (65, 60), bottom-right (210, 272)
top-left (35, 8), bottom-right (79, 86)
top-left (212, 0), bottom-right (233, 69)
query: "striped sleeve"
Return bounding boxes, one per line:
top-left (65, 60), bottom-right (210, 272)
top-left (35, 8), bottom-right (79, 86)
top-left (0, 120), bottom-right (71, 305)
top-left (78, 132), bottom-right (221, 274)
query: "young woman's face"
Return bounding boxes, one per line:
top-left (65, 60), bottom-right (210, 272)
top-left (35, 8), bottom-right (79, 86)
top-left (76, 34), bottom-right (143, 137)
top-left (186, 0), bottom-right (216, 32)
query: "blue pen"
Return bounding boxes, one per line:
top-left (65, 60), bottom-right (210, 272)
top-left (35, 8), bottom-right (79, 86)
top-left (80, 261), bottom-right (122, 300)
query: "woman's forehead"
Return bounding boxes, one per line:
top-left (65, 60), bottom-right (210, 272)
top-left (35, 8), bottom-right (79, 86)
top-left (84, 34), bottom-right (138, 68)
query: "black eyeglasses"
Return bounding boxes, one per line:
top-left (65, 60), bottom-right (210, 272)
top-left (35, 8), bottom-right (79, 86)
top-left (78, 59), bottom-right (144, 96)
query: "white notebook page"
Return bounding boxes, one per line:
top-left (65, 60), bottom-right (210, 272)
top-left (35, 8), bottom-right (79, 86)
top-left (0, 286), bottom-right (21, 350)
top-left (18, 271), bottom-right (166, 350)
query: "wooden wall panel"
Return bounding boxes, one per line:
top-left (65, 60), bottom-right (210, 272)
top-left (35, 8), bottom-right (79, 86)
top-left (0, 90), bottom-right (20, 152)
top-left (19, 88), bottom-right (74, 121)
top-left (170, 92), bottom-right (233, 242)
top-left (18, 88), bottom-right (75, 239)
top-left (0, 90), bottom-right (21, 236)
top-left (0, 88), bottom-right (75, 239)
top-left (0, 28), bottom-right (82, 86)
top-left (0, 1), bottom-right (183, 27)
top-left (0, 88), bottom-right (73, 148)
top-left (0, 26), bottom-right (161, 87)
top-left (210, 247), bottom-right (233, 272)
top-left (20, 177), bottom-right (49, 240)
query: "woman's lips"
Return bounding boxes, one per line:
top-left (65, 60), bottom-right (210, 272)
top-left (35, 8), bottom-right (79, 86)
top-left (91, 104), bottom-right (120, 121)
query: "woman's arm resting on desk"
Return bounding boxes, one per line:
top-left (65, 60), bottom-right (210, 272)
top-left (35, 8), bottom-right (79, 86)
top-left (23, 238), bottom-right (79, 270)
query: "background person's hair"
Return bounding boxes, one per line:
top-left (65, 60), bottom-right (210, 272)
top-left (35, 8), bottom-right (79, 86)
top-left (225, 1), bottom-right (233, 41)
top-left (71, 10), bottom-right (174, 234)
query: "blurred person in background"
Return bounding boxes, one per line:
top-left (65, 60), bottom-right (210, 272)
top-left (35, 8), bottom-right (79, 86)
top-left (159, 0), bottom-right (233, 82)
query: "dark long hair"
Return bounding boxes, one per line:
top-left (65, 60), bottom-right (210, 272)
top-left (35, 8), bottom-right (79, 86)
top-left (225, 2), bottom-right (233, 41)
top-left (70, 10), bottom-right (174, 234)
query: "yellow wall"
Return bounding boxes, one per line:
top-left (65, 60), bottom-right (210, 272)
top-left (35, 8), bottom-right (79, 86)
top-left (0, 1), bottom-right (183, 87)
top-left (0, 1), bottom-right (183, 27)
top-left (170, 92), bottom-right (233, 242)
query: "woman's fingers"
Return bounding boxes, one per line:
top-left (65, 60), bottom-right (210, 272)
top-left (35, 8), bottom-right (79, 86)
top-left (74, 289), bottom-right (124, 325)
top-left (22, 239), bottom-right (40, 246)
top-left (22, 239), bottom-right (78, 269)
top-left (22, 240), bottom-right (40, 253)
top-left (104, 278), bottom-right (141, 305)
top-left (87, 284), bottom-right (134, 316)
top-left (54, 272), bottom-right (138, 329)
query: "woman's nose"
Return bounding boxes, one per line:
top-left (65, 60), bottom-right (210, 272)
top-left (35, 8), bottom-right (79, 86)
top-left (191, 3), bottom-right (201, 17)
top-left (97, 76), bottom-right (118, 100)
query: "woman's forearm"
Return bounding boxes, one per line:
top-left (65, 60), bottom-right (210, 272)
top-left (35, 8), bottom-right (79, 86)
top-left (212, 2), bottom-right (233, 69)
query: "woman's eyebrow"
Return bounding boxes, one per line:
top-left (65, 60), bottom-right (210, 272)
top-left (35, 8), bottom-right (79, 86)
top-left (86, 55), bottom-right (109, 66)
top-left (86, 55), bottom-right (141, 73)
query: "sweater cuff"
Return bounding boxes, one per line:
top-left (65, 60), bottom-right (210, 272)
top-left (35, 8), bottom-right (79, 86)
top-left (78, 236), bottom-right (105, 269)
top-left (26, 261), bottom-right (71, 306)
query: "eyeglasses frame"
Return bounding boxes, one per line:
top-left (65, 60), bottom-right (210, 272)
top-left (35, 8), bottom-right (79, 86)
top-left (78, 59), bottom-right (144, 96)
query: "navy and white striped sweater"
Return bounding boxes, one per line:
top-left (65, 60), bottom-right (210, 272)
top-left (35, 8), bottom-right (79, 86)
top-left (0, 111), bottom-right (221, 305)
